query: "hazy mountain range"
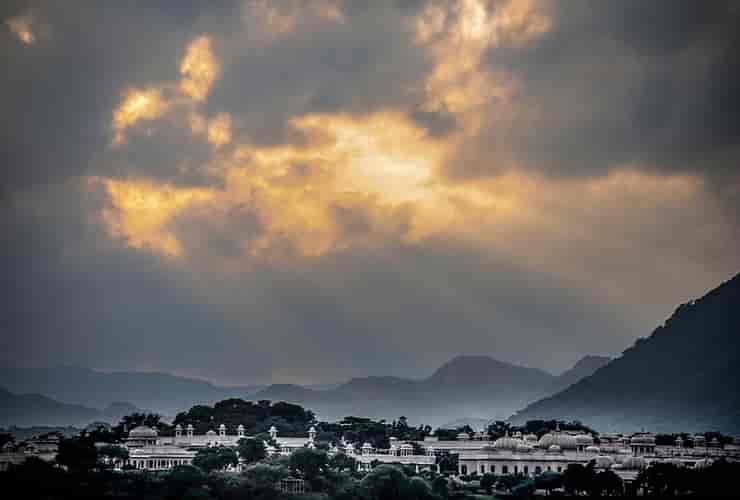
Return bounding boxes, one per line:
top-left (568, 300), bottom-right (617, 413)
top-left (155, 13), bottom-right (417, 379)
top-left (0, 355), bottom-right (609, 428)
top-left (0, 387), bottom-right (146, 428)
top-left (511, 272), bottom-right (740, 433)
top-left (0, 365), bottom-right (263, 418)
top-left (10, 271), bottom-right (738, 433)
top-left (251, 354), bottom-right (610, 427)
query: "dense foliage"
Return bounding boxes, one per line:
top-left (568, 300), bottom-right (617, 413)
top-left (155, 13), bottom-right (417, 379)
top-left (316, 416), bottom-right (431, 450)
top-left (173, 399), bottom-right (315, 436)
top-left (487, 419), bottom-right (597, 439)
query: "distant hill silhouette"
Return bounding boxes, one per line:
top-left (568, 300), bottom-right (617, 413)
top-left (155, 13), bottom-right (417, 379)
top-left (0, 366), bottom-right (263, 417)
top-left (511, 273), bottom-right (740, 433)
top-left (547, 355), bottom-right (611, 395)
top-left (0, 387), bottom-right (149, 427)
top-left (254, 354), bottom-right (600, 426)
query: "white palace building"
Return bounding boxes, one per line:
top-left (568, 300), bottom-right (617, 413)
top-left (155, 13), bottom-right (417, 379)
top-left (114, 422), bottom-right (738, 481)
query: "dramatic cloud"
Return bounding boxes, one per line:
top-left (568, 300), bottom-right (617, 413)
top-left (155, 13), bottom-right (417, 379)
top-left (2, 0), bottom-right (739, 385)
top-left (6, 10), bottom-right (35, 44)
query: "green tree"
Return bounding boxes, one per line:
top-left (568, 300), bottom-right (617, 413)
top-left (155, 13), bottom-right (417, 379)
top-left (480, 472), bottom-right (497, 494)
top-left (563, 463), bottom-right (596, 495)
top-left (497, 473), bottom-right (524, 492)
top-left (534, 470), bottom-right (563, 494)
top-left (511, 478), bottom-right (535, 497)
top-left (193, 447), bottom-right (238, 472)
top-left (0, 432), bottom-right (14, 448)
top-left (361, 465), bottom-right (412, 500)
top-left (56, 436), bottom-right (98, 473)
top-left (329, 451), bottom-right (357, 472)
top-left (237, 437), bottom-right (266, 463)
top-left (98, 444), bottom-right (129, 469)
top-left (289, 447), bottom-right (328, 482)
top-left (163, 465), bottom-right (207, 498)
top-left (242, 463), bottom-right (288, 499)
top-left (594, 469), bottom-right (622, 496)
top-left (431, 475), bottom-right (449, 499)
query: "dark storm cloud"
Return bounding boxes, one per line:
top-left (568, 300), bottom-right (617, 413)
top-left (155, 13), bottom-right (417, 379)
top-left (0, 182), bottom-right (274, 379)
top-left (208, 1), bottom-right (431, 145)
top-left (467, 0), bottom-right (740, 180)
top-left (0, 0), bottom-right (244, 196)
top-left (2, 0), bottom-right (739, 387)
top-left (0, 183), bottom-right (636, 382)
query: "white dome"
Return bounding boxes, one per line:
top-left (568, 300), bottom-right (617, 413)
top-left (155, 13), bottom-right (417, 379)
top-left (493, 435), bottom-right (522, 451)
top-left (585, 445), bottom-right (600, 453)
top-left (539, 432), bottom-right (578, 450)
top-left (361, 442), bottom-right (372, 449)
top-left (206, 430), bottom-right (217, 436)
top-left (547, 444), bottom-right (562, 453)
top-left (457, 432), bottom-right (470, 440)
top-left (524, 433), bottom-right (538, 443)
top-left (516, 442), bottom-right (533, 453)
top-left (129, 426), bottom-right (158, 438)
top-left (575, 434), bottom-right (594, 445)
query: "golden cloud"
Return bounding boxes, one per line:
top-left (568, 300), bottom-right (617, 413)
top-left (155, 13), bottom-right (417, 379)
top-left (111, 36), bottom-right (221, 145)
top-left (97, 110), bottom-right (450, 260)
top-left (207, 113), bottom-right (233, 148)
top-left (7, 12), bottom-right (36, 45)
top-left (414, 0), bottom-right (551, 133)
top-left (112, 88), bottom-right (171, 145)
top-left (97, 177), bottom-right (216, 257)
top-left (245, 0), bottom-right (344, 39)
top-left (180, 36), bottom-right (220, 102)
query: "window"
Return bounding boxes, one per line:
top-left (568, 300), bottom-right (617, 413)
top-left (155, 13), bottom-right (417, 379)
top-left (461, 465), bottom-right (468, 474)
top-left (502, 465), bottom-right (508, 474)
top-left (547, 466), bottom-right (551, 471)
top-left (480, 464), bottom-right (485, 473)
top-left (535, 466), bottom-right (542, 474)
top-left (514, 465), bottom-right (518, 474)
top-left (524, 466), bottom-right (529, 475)
top-left (557, 466), bottom-right (562, 472)
top-left (490, 465), bottom-right (495, 473)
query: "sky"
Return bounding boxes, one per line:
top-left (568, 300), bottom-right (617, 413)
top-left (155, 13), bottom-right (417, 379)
top-left (2, 0), bottom-right (739, 386)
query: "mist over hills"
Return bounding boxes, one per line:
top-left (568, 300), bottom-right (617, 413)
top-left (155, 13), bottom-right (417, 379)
top-left (253, 354), bottom-right (607, 427)
top-left (0, 365), bottom-right (263, 417)
top-left (511, 273), bottom-right (740, 433)
top-left (0, 387), bottom-right (148, 427)
top-left (0, 354), bottom-right (609, 428)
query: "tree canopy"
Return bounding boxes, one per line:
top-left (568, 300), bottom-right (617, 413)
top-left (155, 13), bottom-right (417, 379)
top-left (173, 399), bottom-right (314, 436)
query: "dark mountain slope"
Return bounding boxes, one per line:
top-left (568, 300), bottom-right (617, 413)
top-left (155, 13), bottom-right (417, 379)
top-left (548, 355), bottom-right (611, 395)
top-left (511, 273), bottom-right (740, 433)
